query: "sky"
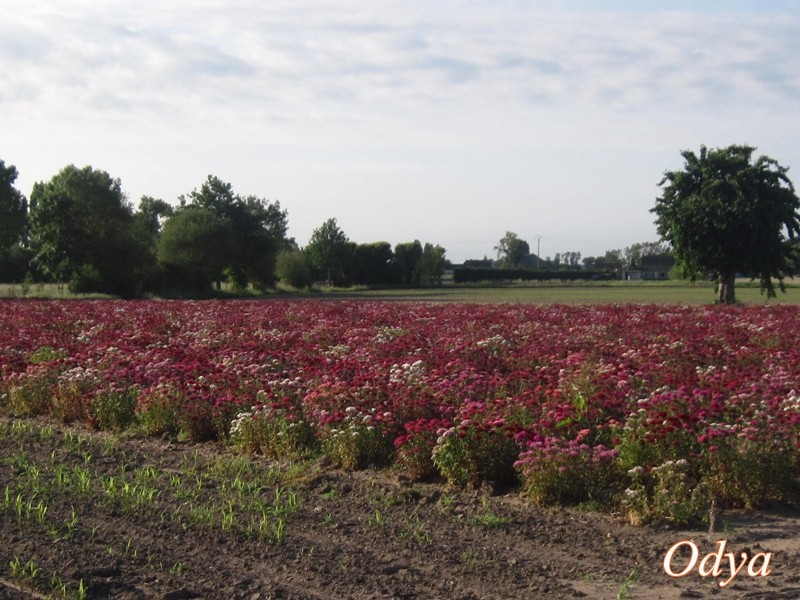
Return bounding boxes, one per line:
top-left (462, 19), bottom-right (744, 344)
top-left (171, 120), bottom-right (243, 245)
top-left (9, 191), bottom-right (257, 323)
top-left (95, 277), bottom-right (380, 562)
top-left (2, 1), bottom-right (800, 263)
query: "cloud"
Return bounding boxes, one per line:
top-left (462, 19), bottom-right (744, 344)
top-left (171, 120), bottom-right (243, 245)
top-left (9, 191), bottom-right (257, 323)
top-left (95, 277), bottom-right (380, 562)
top-left (3, 1), bottom-right (800, 261)
top-left (4, 2), bottom-right (798, 126)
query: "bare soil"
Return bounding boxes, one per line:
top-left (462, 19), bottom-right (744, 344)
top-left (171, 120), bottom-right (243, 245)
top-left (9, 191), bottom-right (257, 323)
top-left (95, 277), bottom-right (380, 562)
top-left (1, 418), bottom-right (799, 600)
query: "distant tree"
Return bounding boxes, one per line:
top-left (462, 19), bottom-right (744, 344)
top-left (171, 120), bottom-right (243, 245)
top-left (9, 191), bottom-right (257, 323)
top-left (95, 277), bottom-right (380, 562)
top-left (653, 144), bottom-right (800, 303)
top-left (463, 257), bottom-right (494, 268)
top-left (416, 243), bottom-right (447, 285)
top-left (305, 218), bottom-right (351, 286)
top-left (622, 241), bottom-right (671, 268)
top-left (0, 160), bottom-right (31, 282)
top-left (353, 242), bottom-right (397, 285)
top-left (0, 160), bottom-right (27, 251)
top-left (563, 251), bottom-right (582, 268)
top-left (136, 196), bottom-right (174, 237)
top-left (157, 207), bottom-right (232, 292)
top-left (494, 231), bottom-right (530, 268)
top-left (178, 175), bottom-right (288, 290)
top-left (29, 165), bottom-right (147, 296)
top-left (275, 249), bottom-right (312, 289)
top-left (393, 240), bottom-right (423, 285)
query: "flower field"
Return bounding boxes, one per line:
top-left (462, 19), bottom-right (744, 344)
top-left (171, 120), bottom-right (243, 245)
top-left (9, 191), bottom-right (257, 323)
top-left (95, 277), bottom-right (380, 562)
top-left (2, 299), bottom-right (799, 524)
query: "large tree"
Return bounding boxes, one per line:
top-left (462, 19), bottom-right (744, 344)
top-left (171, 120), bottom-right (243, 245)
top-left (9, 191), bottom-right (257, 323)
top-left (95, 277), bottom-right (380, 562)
top-left (393, 240), bottom-right (423, 285)
top-left (352, 241), bottom-right (396, 285)
top-left (0, 160), bottom-right (31, 283)
top-left (416, 242), bottom-right (447, 285)
top-left (29, 165), bottom-right (147, 296)
top-left (494, 231), bottom-right (530, 268)
top-left (305, 218), bottom-right (351, 286)
top-left (164, 175), bottom-right (288, 291)
top-left (653, 145), bottom-right (800, 303)
top-left (157, 207), bottom-right (232, 292)
top-left (0, 160), bottom-right (27, 251)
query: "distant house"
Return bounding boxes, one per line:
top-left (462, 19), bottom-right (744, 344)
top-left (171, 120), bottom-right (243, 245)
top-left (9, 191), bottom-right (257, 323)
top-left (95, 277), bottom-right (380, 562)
top-left (624, 254), bottom-right (674, 281)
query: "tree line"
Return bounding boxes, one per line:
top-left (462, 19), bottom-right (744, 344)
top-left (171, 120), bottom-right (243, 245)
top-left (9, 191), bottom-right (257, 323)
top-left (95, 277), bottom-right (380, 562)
top-left (4, 144), bottom-right (799, 303)
top-left (0, 162), bottom-right (448, 296)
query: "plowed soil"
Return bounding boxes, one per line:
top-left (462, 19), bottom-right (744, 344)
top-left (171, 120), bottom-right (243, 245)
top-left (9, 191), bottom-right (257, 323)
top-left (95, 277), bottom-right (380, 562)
top-left (1, 417), bottom-right (798, 600)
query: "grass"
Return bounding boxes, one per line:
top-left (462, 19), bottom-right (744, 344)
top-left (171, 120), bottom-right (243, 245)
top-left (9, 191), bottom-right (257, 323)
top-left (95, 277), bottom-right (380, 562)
top-left (328, 279), bottom-right (800, 304)
top-left (4, 278), bottom-right (800, 304)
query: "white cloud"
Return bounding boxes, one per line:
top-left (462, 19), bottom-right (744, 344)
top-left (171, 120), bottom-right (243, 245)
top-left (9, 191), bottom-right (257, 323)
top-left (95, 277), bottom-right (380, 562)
top-left (3, 1), bottom-right (800, 260)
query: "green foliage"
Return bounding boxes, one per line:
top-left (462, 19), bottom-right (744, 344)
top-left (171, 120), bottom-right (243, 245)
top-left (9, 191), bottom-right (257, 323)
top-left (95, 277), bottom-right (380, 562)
top-left (0, 160), bottom-right (28, 251)
top-left (0, 244), bottom-right (35, 283)
top-left (515, 441), bottom-right (619, 505)
top-left (135, 196), bottom-right (174, 237)
top-left (417, 242), bottom-right (447, 284)
top-left (395, 430), bottom-right (439, 481)
top-left (453, 267), bottom-right (601, 283)
top-left (352, 242), bottom-right (397, 285)
top-left (275, 249), bottom-right (313, 289)
top-left (393, 240), bottom-right (423, 285)
top-left (157, 207), bottom-right (231, 292)
top-left (432, 426), bottom-right (519, 487)
top-left (621, 461), bottom-right (710, 526)
top-left (230, 406), bottom-right (318, 459)
top-left (28, 165), bottom-right (148, 297)
top-left (495, 231), bottom-right (530, 268)
top-left (91, 389), bottom-right (139, 431)
top-left (67, 263), bottom-right (103, 295)
top-left (4, 373), bottom-right (56, 416)
top-left (653, 144), bottom-right (800, 303)
top-left (305, 217), bottom-right (352, 285)
top-left (320, 410), bottom-right (394, 470)
top-left (158, 176), bottom-right (288, 293)
top-left (701, 437), bottom-right (796, 509)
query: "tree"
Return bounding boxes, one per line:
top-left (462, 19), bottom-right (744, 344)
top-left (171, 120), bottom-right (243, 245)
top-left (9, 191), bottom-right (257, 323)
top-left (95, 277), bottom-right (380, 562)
top-left (352, 242), bottom-right (397, 285)
top-left (305, 218), bottom-right (351, 286)
top-left (393, 240), bottom-right (423, 285)
top-left (416, 243), bottom-right (447, 285)
top-left (275, 249), bottom-right (312, 289)
top-left (175, 175), bottom-right (288, 291)
top-left (653, 145), bottom-right (800, 303)
top-left (494, 232), bottom-right (530, 268)
top-left (157, 207), bottom-right (232, 292)
top-left (622, 241), bottom-right (671, 268)
top-left (29, 165), bottom-right (146, 296)
top-left (136, 196), bottom-right (174, 237)
top-left (0, 160), bottom-right (27, 251)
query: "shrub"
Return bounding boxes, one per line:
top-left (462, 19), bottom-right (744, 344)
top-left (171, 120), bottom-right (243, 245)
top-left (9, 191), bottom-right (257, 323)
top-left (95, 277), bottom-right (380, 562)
top-left (4, 373), bottom-right (55, 417)
top-left (621, 460), bottom-right (710, 526)
top-left (394, 418), bottom-right (451, 480)
top-left (432, 422), bottom-right (520, 487)
top-left (91, 389), bottom-right (139, 431)
top-left (319, 407), bottom-right (394, 470)
top-left (52, 367), bottom-right (102, 423)
top-left (230, 404), bottom-right (318, 459)
top-left (515, 432), bottom-right (618, 505)
top-left (701, 435), bottom-right (796, 509)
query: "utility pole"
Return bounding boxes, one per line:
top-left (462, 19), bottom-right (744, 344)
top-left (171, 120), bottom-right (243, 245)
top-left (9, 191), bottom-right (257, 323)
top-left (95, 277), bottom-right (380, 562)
top-left (535, 235), bottom-right (542, 270)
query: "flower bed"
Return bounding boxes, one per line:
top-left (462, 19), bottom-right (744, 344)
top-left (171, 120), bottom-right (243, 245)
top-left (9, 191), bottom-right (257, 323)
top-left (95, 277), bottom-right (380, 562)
top-left (1, 300), bottom-right (798, 523)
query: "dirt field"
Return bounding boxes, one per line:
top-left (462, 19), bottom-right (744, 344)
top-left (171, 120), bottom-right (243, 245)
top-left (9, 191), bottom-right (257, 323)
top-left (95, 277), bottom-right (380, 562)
top-left (1, 418), bottom-right (798, 600)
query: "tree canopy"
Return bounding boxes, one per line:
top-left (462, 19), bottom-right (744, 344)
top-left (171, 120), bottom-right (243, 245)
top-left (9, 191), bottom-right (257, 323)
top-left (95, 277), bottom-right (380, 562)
top-left (160, 175), bottom-right (288, 291)
top-left (653, 144), bottom-right (800, 303)
top-left (305, 218), bottom-right (351, 285)
top-left (494, 231), bottom-right (530, 268)
top-left (0, 160), bottom-right (27, 251)
top-left (29, 165), bottom-right (148, 297)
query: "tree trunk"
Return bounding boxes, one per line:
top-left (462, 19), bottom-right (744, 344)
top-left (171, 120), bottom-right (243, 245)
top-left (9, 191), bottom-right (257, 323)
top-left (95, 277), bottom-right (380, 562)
top-left (716, 272), bottom-right (736, 304)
